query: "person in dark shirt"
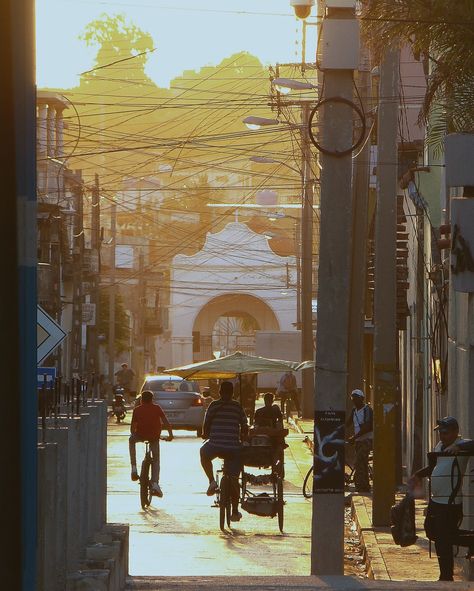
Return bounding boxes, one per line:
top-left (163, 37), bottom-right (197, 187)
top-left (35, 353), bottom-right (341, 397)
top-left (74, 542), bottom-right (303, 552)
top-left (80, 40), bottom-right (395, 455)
top-left (253, 392), bottom-right (287, 477)
top-left (200, 380), bottom-right (248, 521)
top-left (129, 390), bottom-right (173, 497)
top-left (254, 392), bottom-right (283, 429)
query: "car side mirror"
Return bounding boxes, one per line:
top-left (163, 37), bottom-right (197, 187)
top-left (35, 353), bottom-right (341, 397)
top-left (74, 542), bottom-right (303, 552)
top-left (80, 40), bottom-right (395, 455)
top-left (202, 388), bottom-right (211, 398)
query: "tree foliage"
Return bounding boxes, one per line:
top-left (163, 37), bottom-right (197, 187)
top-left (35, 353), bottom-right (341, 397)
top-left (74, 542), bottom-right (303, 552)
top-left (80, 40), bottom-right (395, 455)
top-left (79, 13), bottom-right (155, 83)
top-left (361, 1), bottom-right (474, 146)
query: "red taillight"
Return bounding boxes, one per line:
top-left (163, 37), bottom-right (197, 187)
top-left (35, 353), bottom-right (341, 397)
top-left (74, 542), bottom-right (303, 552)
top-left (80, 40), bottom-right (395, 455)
top-left (191, 397), bottom-right (203, 407)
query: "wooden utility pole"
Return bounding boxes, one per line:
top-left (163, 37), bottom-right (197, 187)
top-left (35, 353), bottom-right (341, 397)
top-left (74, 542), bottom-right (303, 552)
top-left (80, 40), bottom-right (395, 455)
top-left (133, 250), bottom-right (146, 388)
top-left (108, 201), bottom-right (117, 388)
top-left (312, 1), bottom-right (359, 574)
top-left (89, 173), bottom-right (101, 396)
top-left (70, 172), bottom-right (84, 377)
top-left (372, 47), bottom-right (400, 525)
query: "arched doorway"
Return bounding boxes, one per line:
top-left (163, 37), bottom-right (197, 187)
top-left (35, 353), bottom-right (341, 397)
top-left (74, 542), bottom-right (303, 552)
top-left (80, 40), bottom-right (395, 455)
top-left (192, 293), bottom-right (280, 362)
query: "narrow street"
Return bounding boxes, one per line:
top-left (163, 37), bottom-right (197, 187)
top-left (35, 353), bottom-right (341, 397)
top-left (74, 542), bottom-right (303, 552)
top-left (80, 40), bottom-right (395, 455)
top-left (107, 409), bottom-right (366, 579)
top-left (107, 412), bottom-right (314, 576)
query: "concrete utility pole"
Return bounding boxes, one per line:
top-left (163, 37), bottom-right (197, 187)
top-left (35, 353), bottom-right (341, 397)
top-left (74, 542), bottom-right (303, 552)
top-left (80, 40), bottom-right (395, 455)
top-left (347, 45), bottom-right (372, 397)
top-left (1, 1), bottom-right (37, 589)
top-left (372, 47), bottom-right (400, 526)
top-left (312, 0), bottom-right (359, 575)
top-left (301, 101), bottom-right (315, 419)
top-left (108, 201), bottom-right (117, 389)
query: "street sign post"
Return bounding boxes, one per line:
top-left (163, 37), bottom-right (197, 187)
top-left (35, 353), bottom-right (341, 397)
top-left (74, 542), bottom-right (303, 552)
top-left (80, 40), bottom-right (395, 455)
top-left (37, 305), bottom-right (67, 365)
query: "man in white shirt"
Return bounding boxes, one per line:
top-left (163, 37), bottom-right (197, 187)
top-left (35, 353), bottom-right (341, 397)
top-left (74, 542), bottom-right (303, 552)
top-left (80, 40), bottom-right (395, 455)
top-left (346, 389), bottom-right (373, 493)
top-left (411, 416), bottom-right (474, 581)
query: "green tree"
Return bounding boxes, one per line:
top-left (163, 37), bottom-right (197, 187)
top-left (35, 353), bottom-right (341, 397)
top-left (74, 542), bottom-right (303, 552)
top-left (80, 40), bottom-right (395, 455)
top-left (361, 1), bottom-right (474, 146)
top-left (79, 13), bottom-right (155, 84)
top-left (98, 291), bottom-right (130, 354)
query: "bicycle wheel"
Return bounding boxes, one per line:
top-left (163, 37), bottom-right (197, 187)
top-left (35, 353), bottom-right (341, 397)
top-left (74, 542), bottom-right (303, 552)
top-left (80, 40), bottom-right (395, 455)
top-left (277, 476), bottom-right (284, 533)
top-left (140, 455), bottom-right (152, 509)
top-left (219, 475), bottom-right (231, 531)
top-left (302, 465), bottom-right (313, 498)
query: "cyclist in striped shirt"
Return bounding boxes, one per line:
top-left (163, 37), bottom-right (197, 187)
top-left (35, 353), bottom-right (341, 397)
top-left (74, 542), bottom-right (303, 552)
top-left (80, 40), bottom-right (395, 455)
top-left (200, 380), bottom-right (248, 521)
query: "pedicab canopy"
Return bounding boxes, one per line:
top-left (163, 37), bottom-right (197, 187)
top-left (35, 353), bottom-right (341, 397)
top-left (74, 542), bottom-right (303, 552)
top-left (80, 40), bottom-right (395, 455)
top-left (164, 351), bottom-right (314, 380)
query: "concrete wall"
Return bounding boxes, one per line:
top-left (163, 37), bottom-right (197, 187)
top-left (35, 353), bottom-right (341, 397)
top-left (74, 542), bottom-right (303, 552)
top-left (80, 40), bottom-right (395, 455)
top-left (37, 401), bottom-right (126, 590)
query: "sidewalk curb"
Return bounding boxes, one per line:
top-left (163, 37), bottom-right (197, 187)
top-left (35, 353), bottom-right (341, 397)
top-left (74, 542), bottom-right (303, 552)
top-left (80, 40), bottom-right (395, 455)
top-left (351, 496), bottom-right (389, 580)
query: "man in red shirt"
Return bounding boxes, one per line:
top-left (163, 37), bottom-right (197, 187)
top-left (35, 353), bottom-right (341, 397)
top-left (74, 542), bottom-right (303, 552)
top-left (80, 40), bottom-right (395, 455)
top-left (129, 390), bottom-right (173, 497)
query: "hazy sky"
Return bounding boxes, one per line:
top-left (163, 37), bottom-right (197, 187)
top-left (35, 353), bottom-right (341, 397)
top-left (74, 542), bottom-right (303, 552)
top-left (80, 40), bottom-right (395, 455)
top-left (37, 0), bottom-right (317, 89)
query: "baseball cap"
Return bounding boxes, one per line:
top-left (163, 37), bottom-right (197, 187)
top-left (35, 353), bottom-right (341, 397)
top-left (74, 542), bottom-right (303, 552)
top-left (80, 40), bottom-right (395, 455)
top-left (434, 416), bottom-right (459, 432)
top-left (350, 389), bottom-right (365, 399)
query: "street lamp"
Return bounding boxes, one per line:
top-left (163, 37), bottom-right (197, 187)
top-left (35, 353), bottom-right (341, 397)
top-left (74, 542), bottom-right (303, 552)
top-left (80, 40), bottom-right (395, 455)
top-left (272, 77), bottom-right (317, 93)
top-left (290, 0), bottom-right (315, 19)
top-left (249, 155), bottom-right (301, 176)
top-left (242, 116), bottom-right (279, 130)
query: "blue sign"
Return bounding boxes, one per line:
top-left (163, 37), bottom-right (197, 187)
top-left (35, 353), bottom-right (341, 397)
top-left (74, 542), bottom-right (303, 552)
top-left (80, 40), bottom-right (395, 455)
top-left (37, 367), bottom-right (57, 390)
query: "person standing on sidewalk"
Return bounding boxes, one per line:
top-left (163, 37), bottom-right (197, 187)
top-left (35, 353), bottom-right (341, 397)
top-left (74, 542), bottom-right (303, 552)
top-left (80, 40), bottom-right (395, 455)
top-left (410, 416), bottom-right (474, 581)
top-left (277, 370), bottom-right (301, 418)
top-left (346, 389), bottom-right (373, 493)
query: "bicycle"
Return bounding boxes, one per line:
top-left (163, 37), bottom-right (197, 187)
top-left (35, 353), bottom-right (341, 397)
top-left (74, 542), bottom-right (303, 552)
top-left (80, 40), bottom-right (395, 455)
top-left (137, 436), bottom-right (172, 510)
top-left (214, 463), bottom-right (238, 531)
top-left (302, 451), bottom-right (373, 498)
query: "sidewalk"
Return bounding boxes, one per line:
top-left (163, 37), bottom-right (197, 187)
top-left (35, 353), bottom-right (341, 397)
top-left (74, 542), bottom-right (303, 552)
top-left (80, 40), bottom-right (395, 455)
top-left (126, 575), bottom-right (471, 589)
top-left (351, 494), bottom-right (439, 581)
top-left (289, 418), bottom-right (457, 584)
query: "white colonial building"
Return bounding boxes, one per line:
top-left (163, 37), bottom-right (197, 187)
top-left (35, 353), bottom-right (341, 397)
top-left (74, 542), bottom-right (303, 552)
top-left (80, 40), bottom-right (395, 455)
top-left (156, 222), bottom-right (298, 368)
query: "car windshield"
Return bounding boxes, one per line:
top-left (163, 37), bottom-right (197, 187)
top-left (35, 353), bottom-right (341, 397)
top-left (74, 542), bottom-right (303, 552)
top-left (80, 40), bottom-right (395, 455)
top-left (144, 378), bottom-right (200, 393)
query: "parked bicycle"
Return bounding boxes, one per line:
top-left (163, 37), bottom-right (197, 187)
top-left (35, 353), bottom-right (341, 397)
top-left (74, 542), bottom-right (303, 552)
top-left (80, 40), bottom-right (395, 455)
top-left (302, 451), bottom-right (373, 498)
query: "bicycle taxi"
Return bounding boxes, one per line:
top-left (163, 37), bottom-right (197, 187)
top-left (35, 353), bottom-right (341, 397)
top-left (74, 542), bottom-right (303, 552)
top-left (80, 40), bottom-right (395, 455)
top-left (215, 425), bottom-right (288, 532)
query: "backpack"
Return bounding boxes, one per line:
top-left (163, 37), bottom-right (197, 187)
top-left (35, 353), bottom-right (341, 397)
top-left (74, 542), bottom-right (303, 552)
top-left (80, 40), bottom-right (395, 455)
top-left (390, 493), bottom-right (418, 547)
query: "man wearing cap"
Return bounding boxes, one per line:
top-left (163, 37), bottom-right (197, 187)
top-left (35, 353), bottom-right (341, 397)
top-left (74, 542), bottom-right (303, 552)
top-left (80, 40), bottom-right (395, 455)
top-left (346, 389), bottom-right (373, 493)
top-left (411, 416), bottom-right (474, 581)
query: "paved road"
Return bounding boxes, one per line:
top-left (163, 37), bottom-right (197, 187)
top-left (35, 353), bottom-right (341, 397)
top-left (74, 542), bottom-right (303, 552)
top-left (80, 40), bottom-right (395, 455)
top-left (107, 413), bottom-right (316, 577)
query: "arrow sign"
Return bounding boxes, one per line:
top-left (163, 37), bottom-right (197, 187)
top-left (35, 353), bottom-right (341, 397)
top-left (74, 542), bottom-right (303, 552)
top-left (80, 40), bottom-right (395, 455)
top-left (37, 305), bottom-right (67, 365)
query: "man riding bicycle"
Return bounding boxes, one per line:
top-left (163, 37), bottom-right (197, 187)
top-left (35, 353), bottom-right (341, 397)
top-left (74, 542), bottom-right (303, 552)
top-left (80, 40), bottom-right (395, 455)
top-left (129, 390), bottom-right (173, 497)
top-left (200, 380), bottom-right (248, 522)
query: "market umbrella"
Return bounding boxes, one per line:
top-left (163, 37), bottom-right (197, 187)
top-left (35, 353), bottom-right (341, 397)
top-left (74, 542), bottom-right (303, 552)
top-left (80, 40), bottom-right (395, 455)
top-left (164, 351), bottom-right (314, 398)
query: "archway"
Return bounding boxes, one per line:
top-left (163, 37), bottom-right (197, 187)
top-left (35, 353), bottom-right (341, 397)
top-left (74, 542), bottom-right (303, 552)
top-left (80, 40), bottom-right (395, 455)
top-left (192, 293), bottom-right (280, 362)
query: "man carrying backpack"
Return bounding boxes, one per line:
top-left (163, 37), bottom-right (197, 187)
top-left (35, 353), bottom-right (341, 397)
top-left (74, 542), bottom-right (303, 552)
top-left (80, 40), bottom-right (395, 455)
top-left (277, 370), bottom-right (301, 418)
top-left (346, 389), bottom-right (373, 493)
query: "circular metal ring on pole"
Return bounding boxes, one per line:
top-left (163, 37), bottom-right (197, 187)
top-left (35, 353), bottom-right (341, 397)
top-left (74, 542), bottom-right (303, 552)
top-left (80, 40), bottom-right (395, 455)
top-left (308, 96), bottom-right (366, 158)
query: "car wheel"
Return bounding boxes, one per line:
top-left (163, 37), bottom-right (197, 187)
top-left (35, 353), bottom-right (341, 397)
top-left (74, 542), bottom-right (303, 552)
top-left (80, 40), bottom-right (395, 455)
top-left (196, 426), bottom-right (203, 438)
